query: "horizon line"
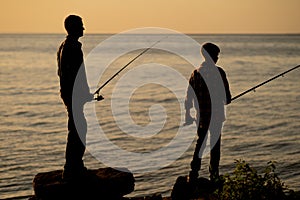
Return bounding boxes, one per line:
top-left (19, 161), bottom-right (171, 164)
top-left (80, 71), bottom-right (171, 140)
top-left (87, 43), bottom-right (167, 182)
top-left (1, 32), bottom-right (300, 35)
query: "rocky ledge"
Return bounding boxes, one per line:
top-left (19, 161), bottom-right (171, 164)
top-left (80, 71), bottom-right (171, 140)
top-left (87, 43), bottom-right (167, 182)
top-left (28, 171), bottom-right (300, 200)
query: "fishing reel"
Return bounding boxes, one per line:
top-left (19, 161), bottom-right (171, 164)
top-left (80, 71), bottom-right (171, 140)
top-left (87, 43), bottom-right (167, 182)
top-left (94, 92), bottom-right (104, 101)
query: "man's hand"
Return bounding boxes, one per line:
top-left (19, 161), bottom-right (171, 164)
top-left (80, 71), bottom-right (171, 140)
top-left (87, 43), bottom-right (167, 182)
top-left (94, 93), bottom-right (104, 101)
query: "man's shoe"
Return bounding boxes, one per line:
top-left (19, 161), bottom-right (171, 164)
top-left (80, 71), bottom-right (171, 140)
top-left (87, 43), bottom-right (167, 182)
top-left (62, 167), bottom-right (88, 182)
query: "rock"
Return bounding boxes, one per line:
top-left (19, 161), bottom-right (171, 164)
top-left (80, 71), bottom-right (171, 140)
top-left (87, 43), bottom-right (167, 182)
top-left (171, 176), bottom-right (216, 200)
top-left (122, 193), bottom-right (163, 200)
top-left (32, 167), bottom-right (135, 200)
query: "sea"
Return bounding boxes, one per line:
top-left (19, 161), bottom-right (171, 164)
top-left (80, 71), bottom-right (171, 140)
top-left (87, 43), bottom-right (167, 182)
top-left (0, 33), bottom-right (299, 199)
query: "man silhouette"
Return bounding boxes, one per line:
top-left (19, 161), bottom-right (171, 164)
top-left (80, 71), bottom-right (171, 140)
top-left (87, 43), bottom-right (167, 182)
top-left (57, 15), bottom-right (94, 180)
top-left (185, 43), bottom-right (231, 183)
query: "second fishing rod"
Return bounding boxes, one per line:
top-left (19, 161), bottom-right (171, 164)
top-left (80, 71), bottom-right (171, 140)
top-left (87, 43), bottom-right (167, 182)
top-left (231, 65), bottom-right (299, 102)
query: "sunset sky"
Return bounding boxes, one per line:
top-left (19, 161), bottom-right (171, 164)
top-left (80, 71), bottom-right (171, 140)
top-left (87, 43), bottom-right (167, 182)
top-left (1, 0), bottom-right (299, 34)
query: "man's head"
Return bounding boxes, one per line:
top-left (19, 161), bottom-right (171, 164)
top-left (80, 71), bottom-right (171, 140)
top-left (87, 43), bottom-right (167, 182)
top-left (64, 15), bottom-right (85, 37)
top-left (202, 42), bottom-right (220, 63)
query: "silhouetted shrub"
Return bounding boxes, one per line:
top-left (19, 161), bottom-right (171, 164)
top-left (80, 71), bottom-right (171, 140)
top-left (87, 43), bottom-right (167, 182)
top-left (216, 160), bottom-right (295, 200)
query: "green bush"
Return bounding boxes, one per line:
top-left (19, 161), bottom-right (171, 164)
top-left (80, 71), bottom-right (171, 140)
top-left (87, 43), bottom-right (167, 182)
top-left (215, 160), bottom-right (294, 200)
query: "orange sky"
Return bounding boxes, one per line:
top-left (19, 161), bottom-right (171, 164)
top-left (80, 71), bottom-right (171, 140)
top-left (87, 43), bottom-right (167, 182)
top-left (1, 0), bottom-right (300, 34)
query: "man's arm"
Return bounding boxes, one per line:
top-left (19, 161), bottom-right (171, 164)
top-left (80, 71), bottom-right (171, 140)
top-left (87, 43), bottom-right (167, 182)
top-left (60, 40), bottom-right (94, 103)
top-left (184, 71), bottom-right (197, 125)
top-left (218, 67), bottom-right (231, 105)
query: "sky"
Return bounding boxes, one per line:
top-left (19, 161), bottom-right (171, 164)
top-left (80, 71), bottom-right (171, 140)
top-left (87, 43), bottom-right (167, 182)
top-left (1, 0), bottom-right (300, 34)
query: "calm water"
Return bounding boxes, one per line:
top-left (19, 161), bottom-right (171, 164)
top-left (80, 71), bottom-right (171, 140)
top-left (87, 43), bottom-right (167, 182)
top-left (0, 34), bottom-right (299, 199)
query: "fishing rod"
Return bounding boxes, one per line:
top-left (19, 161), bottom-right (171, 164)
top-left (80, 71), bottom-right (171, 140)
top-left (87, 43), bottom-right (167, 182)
top-left (183, 64), bottom-right (299, 126)
top-left (93, 36), bottom-right (167, 101)
top-left (231, 65), bottom-right (300, 102)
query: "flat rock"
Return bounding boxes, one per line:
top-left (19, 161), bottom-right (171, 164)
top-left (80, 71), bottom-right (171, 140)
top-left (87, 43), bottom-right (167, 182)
top-left (171, 176), bottom-right (216, 200)
top-left (32, 167), bottom-right (134, 200)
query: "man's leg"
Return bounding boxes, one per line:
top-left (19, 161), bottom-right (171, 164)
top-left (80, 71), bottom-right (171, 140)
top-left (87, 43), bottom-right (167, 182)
top-left (189, 125), bottom-right (209, 182)
top-left (63, 107), bottom-right (87, 180)
top-left (209, 121), bottom-right (222, 181)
